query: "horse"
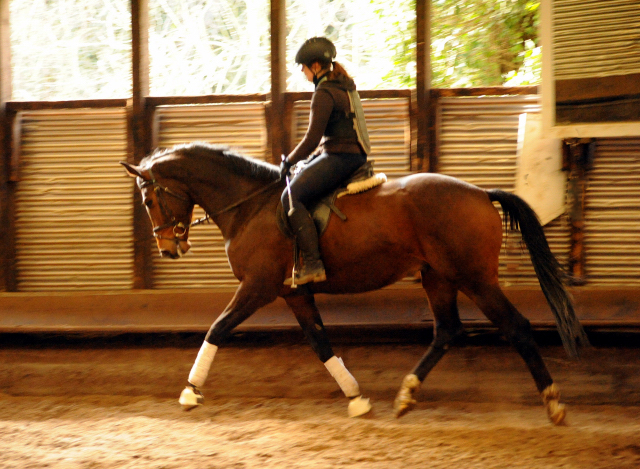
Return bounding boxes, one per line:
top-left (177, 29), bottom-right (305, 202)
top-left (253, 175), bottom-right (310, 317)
top-left (121, 141), bottom-right (589, 425)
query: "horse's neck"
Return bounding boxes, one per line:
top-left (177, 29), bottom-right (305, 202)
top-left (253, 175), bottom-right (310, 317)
top-left (191, 174), bottom-right (276, 241)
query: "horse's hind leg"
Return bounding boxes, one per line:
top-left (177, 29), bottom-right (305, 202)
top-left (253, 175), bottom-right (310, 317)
top-left (285, 293), bottom-right (371, 417)
top-left (395, 268), bottom-right (465, 417)
top-left (463, 282), bottom-right (566, 424)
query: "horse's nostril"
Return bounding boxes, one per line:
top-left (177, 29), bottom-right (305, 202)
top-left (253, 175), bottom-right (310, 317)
top-left (160, 250), bottom-right (179, 259)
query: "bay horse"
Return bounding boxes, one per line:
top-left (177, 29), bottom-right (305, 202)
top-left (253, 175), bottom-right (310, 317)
top-left (121, 142), bottom-right (589, 425)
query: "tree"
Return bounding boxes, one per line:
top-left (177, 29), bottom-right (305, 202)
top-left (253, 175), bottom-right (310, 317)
top-left (430, 0), bottom-right (540, 87)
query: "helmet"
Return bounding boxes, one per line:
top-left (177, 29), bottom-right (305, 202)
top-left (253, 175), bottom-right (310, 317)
top-left (295, 37), bottom-right (336, 67)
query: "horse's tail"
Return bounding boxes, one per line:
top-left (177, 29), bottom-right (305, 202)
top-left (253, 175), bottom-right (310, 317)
top-left (487, 189), bottom-right (590, 359)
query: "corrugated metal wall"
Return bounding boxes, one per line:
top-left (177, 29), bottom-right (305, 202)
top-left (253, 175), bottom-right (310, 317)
top-left (14, 108), bottom-right (132, 291)
top-left (553, 0), bottom-right (640, 80)
top-left (437, 95), bottom-right (571, 287)
top-left (152, 103), bottom-right (267, 288)
top-left (585, 138), bottom-right (640, 286)
top-left (8, 96), bottom-right (640, 292)
top-left (154, 104), bottom-right (267, 159)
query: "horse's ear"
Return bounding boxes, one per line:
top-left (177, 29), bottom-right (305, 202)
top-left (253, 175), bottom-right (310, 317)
top-left (120, 161), bottom-right (143, 178)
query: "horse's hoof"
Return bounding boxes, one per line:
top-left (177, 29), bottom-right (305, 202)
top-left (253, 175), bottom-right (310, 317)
top-left (179, 385), bottom-right (204, 411)
top-left (394, 374), bottom-right (420, 418)
top-left (547, 401), bottom-right (566, 425)
top-left (348, 395), bottom-right (372, 418)
top-left (541, 383), bottom-right (566, 425)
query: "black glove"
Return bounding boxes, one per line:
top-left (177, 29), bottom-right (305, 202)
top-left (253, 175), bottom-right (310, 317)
top-left (280, 159), bottom-right (292, 179)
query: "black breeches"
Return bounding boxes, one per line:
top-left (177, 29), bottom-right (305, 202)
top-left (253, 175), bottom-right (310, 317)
top-left (281, 152), bottom-right (366, 215)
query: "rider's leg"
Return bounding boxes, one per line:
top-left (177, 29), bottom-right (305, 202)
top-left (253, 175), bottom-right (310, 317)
top-left (288, 208), bottom-right (326, 284)
top-left (284, 152), bottom-right (366, 284)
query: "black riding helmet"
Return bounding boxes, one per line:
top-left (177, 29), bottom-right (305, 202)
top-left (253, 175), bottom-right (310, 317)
top-left (295, 37), bottom-right (336, 67)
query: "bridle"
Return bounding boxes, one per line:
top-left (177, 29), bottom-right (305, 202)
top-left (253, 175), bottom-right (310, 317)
top-left (140, 167), bottom-right (191, 243)
top-left (140, 167), bottom-right (283, 243)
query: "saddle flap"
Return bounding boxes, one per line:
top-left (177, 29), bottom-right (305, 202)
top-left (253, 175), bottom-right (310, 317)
top-left (277, 193), bottom-right (337, 239)
top-left (276, 161), bottom-right (383, 239)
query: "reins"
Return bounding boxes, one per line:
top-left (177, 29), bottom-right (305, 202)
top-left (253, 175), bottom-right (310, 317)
top-left (142, 167), bottom-right (282, 234)
top-left (190, 179), bottom-right (282, 227)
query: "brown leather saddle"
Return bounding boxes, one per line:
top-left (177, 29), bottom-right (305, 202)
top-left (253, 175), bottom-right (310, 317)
top-left (276, 161), bottom-right (377, 239)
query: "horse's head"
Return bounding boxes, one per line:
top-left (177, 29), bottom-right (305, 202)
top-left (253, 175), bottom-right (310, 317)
top-left (121, 161), bottom-right (194, 259)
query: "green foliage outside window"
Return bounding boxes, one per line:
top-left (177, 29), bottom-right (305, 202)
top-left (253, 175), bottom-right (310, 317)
top-left (386, 0), bottom-right (541, 88)
top-left (9, 0), bottom-right (540, 100)
top-left (430, 0), bottom-right (540, 87)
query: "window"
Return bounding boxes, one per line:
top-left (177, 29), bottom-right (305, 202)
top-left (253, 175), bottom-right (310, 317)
top-left (149, 0), bottom-right (271, 95)
top-left (286, 0), bottom-right (415, 91)
top-left (10, 0), bottom-right (131, 100)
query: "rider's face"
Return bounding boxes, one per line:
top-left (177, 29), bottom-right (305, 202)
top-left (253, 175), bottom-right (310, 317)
top-left (301, 64), bottom-right (314, 82)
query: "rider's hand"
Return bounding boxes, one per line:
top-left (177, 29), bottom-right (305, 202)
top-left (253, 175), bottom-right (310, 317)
top-left (280, 159), bottom-right (292, 179)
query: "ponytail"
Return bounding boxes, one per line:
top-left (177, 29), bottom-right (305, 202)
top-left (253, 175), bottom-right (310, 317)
top-left (328, 61), bottom-right (351, 81)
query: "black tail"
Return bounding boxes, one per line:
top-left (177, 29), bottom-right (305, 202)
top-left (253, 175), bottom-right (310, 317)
top-left (487, 189), bottom-right (590, 359)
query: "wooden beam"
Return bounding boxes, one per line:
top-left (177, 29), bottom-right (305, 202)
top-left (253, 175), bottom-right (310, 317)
top-left (146, 94), bottom-right (267, 107)
top-left (130, 0), bottom-right (153, 289)
top-left (6, 99), bottom-right (127, 111)
top-left (282, 94), bottom-right (295, 155)
top-left (431, 93), bottom-right (443, 174)
top-left (416, 0), bottom-right (431, 171)
top-left (0, 0), bottom-right (12, 291)
top-left (284, 89), bottom-right (412, 102)
top-left (1, 287), bottom-right (639, 332)
top-left (269, 0), bottom-right (286, 164)
top-left (556, 97), bottom-right (640, 125)
top-left (432, 86), bottom-right (539, 98)
top-left (2, 111), bottom-right (18, 291)
top-left (564, 139), bottom-right (594, 285)
top-left (556, 73), bottom-right (640, 104)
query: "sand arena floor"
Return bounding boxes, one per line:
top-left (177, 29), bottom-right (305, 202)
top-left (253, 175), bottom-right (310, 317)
top-left (0, 333), bottom-right (639, 469)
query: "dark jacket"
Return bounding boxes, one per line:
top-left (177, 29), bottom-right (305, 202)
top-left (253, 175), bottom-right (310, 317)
top-left (287, 74), bottom-right (364, 164)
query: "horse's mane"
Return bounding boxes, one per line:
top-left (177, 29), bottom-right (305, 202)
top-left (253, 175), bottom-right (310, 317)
top-left (141, 142), bottom-right (280, 182)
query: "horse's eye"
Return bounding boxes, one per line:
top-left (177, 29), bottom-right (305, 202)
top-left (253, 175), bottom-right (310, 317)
top-left (144, 199), bottom-right (153, 208)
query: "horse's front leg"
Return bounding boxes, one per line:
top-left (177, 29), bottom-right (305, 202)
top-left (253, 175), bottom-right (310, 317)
top-left (179, 282), bottom-right (278, 410)
top-left (285, 293), bottom-right (371, 418)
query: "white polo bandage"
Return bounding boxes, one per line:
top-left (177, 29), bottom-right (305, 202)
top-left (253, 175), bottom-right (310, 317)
top-left (324, 356), bottom-right (360, 398)
top-left (188, 341), bottom-right (218, 388)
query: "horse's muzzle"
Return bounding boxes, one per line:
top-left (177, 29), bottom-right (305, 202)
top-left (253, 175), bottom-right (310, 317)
top-left (160, 249), bottom-right (181, 259)
top-left (157, 238), bottom-right (191, 259)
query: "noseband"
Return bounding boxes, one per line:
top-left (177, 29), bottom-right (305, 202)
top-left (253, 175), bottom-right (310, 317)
top-left (140, 167), bottom-right (283, 244)
top-left (140, 168), bottom-right (191, 243)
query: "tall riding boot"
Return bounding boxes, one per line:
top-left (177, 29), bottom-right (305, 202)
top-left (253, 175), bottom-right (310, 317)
top-left (288, 209), bottom-right (326, 284)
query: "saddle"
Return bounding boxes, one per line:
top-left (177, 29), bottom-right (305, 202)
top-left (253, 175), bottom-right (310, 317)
top-left (276, 161), bottom-right (387, 239)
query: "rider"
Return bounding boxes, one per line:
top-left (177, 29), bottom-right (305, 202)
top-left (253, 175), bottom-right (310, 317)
top-left (281, 37), bottom-right (371, 285)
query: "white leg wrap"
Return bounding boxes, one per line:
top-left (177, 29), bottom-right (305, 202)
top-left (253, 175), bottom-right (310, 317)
top-left (188, 341), bottom-right (218, 388)
top-left (324, 356), bottom-right (360, 398)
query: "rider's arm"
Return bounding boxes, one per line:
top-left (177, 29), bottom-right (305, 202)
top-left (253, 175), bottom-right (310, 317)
top-left (286, 89), bottom-right (334, 165)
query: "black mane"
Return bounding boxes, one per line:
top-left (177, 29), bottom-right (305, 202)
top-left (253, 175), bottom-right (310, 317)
top-left (142, 142), bottom-right (280, 182)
